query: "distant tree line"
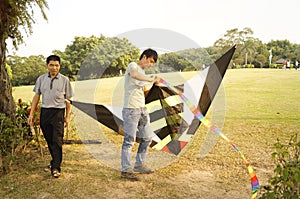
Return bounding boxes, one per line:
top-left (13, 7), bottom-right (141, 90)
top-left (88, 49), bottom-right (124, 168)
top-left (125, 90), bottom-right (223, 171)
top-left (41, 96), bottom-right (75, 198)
top-left (210, 27), bottom-right (300, 68)
top-left (6, 27), bottom-right (300, 86)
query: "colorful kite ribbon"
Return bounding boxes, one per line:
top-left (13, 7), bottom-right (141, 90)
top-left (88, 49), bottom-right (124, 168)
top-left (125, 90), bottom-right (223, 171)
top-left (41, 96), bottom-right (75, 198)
top-left (157, 77), bottom-right (260, 199)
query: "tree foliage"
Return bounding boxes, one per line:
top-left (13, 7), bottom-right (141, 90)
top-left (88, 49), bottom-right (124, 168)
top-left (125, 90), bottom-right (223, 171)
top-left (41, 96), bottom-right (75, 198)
top-left (53, 35), bottom-right (107, 80)
top-left (212, 27), bottom-right (300, 68)
top-left (266, 40), bottom-right (300, 64)
top-left (159, 52), bottom-right (193, 72)
top-left (214, 27), bottom-right (254, 48)
top-left (0, 0), bottom-right (48, 118)
top-left (0, 0), bottom-right (48, 49)
top-left (78, 37), bottom-right (139, 80)
top-left (52, 35), bottom-right (140, 80)
top-left (7, 55), bottom-right (47, 86)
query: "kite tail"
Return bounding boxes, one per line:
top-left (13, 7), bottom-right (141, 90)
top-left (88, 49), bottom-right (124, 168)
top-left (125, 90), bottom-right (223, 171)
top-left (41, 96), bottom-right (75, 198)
top-left (158, 77), bottom-right (260, 199)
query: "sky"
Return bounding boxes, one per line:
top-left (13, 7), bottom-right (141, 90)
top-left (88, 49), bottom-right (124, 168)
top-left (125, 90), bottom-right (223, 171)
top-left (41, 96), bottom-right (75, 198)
top-left (7, 0), bottom-right (300, 57)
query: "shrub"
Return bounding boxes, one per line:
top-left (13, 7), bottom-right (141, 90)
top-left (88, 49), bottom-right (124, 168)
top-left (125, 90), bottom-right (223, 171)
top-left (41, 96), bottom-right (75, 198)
top-left (16, 99), bottom-right (42, 154)
top-left (0, 98), bottom-right (41, 175)
top-left (235, 64), bottom-right (242, 69)
top-left (260, 135), bottom-right (300, 198)
top-left (245, 64), bottom-right (255, 68)
top-left (0, 113), bottom-right (26, 174)
top-left (269, 64), bottom-right (278, 69)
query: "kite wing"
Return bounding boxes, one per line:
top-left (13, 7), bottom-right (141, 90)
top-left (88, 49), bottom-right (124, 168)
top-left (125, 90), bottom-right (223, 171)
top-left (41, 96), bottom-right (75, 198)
top-left (70, 101), bottom-right (124, 135)
top-left (71, 46), bottom-right (236, 155)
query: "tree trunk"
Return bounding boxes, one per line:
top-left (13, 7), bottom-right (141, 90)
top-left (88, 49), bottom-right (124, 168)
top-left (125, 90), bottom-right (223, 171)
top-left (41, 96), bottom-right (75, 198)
top-left (0, 38), bottom-right (16, 119)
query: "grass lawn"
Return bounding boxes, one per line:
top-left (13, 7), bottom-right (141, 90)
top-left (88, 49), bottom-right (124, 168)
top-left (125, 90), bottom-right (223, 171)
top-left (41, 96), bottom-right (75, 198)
top-left (2, 68), bottom-right (300, 199)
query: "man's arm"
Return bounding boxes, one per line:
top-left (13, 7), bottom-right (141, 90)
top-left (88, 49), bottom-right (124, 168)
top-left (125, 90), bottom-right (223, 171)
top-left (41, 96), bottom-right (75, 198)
top-left (28, 94), bottom-right (40, 126)
top-left (129, 67), bottom-right (154, 82)
top-left (64, 100), bottom-right (72, 128)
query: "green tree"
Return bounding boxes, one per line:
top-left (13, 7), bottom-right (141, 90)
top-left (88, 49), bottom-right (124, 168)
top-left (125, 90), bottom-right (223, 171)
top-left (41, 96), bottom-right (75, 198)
top-left (177, 48), bottom-right (213, 69)
top-left (7, 55), bottom-right (46, 86)
top-left (214, 27), bottom-right (254, 48)
top-left (293, 44), bottom-right (300, 61)
top-left (0, 0), bottom-right (48, 118)
top-left (214, 28), bottom-right (239, 48)
top-left (159, 52), bottom-right (193, 72)
top-left (214, 27), bottom-right (271, 68)
top-left (205, 46), bottom-right (223, 63)
top-left (255, 41), bottom-right (269, 67)
top-left (77, 37), bottom-right (139, 80)
top-left (255, 54), bottom-right (267, 68)
top-left (240, 39), bottom-right (256, 65)
top-left (53, 35), bottom-right (107, 80)
top-left (267, 40), bottom-right (294, 62)
top-left (52, 35), bottom-right (139, 80)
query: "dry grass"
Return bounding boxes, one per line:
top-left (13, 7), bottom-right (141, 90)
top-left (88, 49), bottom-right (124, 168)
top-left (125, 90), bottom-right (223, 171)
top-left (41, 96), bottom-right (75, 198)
top-left (1, 68), bottom-right (300, 199)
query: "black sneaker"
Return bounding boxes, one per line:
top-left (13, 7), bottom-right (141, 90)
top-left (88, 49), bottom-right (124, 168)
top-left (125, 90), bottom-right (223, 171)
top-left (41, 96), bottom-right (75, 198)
top-left (44, 165), bottom-right (51, 172)
top-left (52, 169), bottom-right (61, 178)
top-left (121, 168), bottom-right (138, 181)
top-left (133, 164), bottom-right (153, 174)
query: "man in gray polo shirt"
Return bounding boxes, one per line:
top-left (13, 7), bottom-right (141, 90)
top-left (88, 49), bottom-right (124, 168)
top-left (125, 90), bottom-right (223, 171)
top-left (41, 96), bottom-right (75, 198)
top-left (28, 55), bottom-right (73, 178)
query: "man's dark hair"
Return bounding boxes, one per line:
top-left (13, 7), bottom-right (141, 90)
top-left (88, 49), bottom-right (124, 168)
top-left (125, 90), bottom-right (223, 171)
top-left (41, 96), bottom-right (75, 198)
top-left (139, 48), bottom-right (158, 63)
top-left (46, 55), bottom-right (61, 64)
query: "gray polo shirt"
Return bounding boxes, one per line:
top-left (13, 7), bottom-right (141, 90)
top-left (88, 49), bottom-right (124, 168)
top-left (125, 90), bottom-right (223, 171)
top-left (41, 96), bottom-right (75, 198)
top-left (33, 73), bottom-right (74, 108)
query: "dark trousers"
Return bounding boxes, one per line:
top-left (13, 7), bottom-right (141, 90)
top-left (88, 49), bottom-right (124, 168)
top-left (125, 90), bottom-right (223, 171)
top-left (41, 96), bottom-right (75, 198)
top-left (40, 108), bottom-right (65, 172)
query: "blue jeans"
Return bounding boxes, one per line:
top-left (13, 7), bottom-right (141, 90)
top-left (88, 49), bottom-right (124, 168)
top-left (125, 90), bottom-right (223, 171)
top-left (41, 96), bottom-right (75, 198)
top-left (121, 108), bottom-right (153, 172)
